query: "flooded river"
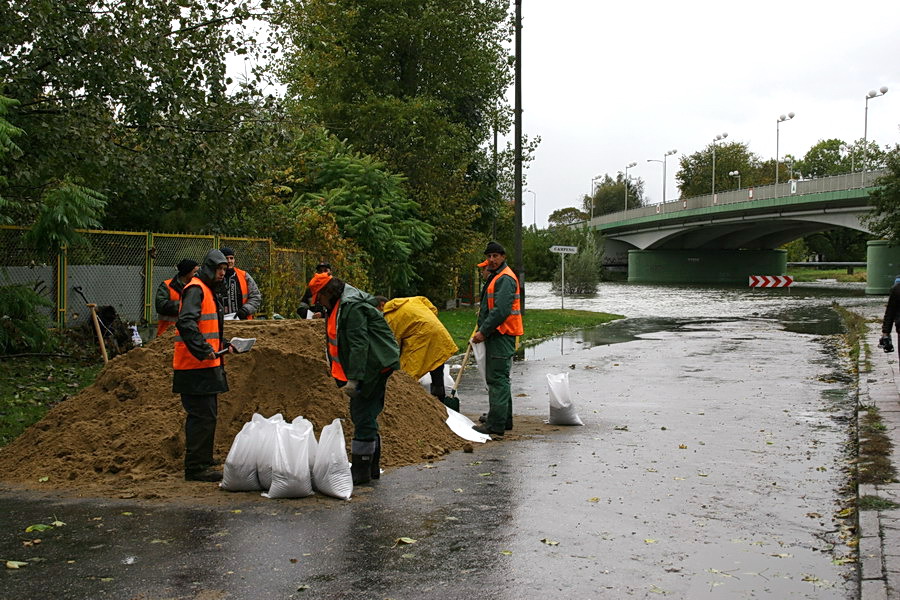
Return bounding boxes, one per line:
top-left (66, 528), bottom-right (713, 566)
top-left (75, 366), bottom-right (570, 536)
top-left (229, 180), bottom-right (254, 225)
top-left (522, 280), bottom-right (885, 359)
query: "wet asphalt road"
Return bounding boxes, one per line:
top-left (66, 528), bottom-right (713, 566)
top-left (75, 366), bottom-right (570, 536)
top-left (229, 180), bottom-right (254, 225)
top-left (0, 313), bottom-right (859, 599)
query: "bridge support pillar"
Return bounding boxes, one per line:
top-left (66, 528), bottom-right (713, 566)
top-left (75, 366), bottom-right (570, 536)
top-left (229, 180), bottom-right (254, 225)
top-left (866, 240), bottom-right (900, 294)
top-left (627, 249), bottom-right (787, 284)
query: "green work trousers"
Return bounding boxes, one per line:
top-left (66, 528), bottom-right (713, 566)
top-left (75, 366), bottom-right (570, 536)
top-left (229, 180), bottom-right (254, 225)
top-left (484, 333), bottom-right (516, 433)
top-left (349, 370), bottom-right (392, 441)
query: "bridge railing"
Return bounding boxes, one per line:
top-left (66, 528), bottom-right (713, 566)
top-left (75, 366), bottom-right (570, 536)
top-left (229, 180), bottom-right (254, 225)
top-left (589, 169), bottom-right (885, 227)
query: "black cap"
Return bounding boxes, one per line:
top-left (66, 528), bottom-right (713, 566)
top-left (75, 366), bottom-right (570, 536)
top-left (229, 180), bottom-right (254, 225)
top-left (219, 247), bottom-right (235, 257)
top-left (315, 262), bottom-right (331, 273)
top-left (484, 241), bottom-right (506, 255)
top-left (176, 259), bottom-right (199, 276)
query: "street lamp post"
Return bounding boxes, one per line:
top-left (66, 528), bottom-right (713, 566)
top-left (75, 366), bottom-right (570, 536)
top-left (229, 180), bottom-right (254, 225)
top-left (647, 149), bottom-right (677, 212)
top-left (728, 169), bottom-right (740, 190)
top-left (624, 161), bottom-right (637, 215)
top-left (840, 143), bottom-right (855, 173)
top-left (589, 174), bottom-right (602, 222)
top-left (775, 112), bottom-right (795, 186)
top-left (864, 86), bottom-right (888, 171)
top-left (525, 189), bottom-right (536, 228)
top-left (711, 133), bottom-right (728, 200)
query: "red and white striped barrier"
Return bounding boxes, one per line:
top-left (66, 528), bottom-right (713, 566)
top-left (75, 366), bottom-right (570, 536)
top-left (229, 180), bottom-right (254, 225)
top-left (749, 275), bottom-right (794, 288)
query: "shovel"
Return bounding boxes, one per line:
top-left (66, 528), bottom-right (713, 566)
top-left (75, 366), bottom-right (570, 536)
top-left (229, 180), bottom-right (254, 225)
top-left (447, 328), bottom-right (477, 411)
top-left (73, 286), bottom-right (108, 364)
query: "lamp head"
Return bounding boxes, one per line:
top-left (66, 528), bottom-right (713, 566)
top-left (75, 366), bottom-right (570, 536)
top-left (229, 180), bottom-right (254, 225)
top-left (788, 111), bottom-right (795, 119)
top-left (881, 86), bottom-right (889, 95)
top-left (868, 90), bottom-right (878, 98)
top-left (666, 149), bottom-right (677, 156)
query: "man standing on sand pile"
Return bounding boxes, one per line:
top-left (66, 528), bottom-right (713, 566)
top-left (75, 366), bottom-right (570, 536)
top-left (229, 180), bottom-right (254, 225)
top-left (155, 259), bottom-right (199, 336)
top-left (173, 249), bottom-right (233, 482)
top-left (307, 273), bottom-right (400, 485)
top-left (218, 247), bottom-right (262, 319)
top-left (471, 241), bottom-right (523, 439)
top-left (374, 295), bottom-right (458, 410)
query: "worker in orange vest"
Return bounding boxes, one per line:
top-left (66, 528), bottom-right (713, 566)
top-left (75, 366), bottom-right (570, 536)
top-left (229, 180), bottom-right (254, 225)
top-left (155, 259), bottom-right (199, 336)
top-left (173, 249), bottom-right (233, 482)
top-left (471, 241), bottom-right (523, 438)
top-left (308, 273), bottom-right (400, 486)
top-left (218, 247), bottom-right (262, 319)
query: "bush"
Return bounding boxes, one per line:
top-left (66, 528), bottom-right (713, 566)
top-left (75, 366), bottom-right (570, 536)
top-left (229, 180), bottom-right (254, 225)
top-left (0, 283), bottom-right (58, 354)
top-left (551, 236), bottom-right (602, 295)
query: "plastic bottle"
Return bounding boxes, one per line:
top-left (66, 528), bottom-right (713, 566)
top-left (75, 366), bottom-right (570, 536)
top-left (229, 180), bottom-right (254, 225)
top-left (130, 325), bottom-right (143, 347)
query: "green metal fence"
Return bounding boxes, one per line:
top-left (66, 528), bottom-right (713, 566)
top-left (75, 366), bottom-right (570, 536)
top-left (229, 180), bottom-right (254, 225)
top-left (0, 226), bottom-right (311, 332)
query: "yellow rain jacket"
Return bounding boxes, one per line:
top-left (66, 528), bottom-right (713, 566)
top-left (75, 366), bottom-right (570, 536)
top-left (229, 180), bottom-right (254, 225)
top-left (381, 296), bottom-right (458, 380)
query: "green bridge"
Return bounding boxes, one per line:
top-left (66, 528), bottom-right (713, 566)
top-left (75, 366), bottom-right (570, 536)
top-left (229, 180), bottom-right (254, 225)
top-left (587, 170), bottom-right (899, 294)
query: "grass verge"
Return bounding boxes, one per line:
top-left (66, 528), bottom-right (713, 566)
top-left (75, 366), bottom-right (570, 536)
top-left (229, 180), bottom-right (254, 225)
top-left (438, 307), bottom-right (624, 352)
top-left (0, 356), bottom-right (103, 447)
top-left (788, 267), bottom-right (866, 283)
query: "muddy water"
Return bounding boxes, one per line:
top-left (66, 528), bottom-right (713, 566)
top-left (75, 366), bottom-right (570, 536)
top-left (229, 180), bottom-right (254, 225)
top-left (522, 280), bottom-right (883, 358)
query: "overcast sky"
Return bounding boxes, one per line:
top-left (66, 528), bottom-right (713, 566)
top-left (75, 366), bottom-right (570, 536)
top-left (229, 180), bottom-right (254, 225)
top-left (515, 0), bottom-right (900, 227)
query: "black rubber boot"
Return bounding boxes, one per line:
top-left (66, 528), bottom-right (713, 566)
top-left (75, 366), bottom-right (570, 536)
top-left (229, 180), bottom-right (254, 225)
top-left (351, 439), bottom-right (377, 485)
top-left (371, 435), bottom-right (381, 480)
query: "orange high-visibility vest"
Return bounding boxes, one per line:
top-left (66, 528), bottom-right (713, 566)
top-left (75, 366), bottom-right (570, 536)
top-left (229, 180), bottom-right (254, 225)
top-left (486, 266), bottom-right (524, 336)
top-left (156, 278), bottom-right (180, 336)
top-left (326, 300), bottom-right (347, 381)
top-left (233, 267), bottom-right (254, 320)
top-left (173, 279), bottom-right (222, 370)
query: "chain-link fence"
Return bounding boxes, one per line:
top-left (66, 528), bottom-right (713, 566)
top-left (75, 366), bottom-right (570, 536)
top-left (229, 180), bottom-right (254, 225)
top-left (0, 226), bottom-right (308, 334)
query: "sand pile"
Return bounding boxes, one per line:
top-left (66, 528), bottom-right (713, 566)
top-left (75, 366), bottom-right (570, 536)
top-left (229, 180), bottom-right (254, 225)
top-left (0, 320), bottom-right (469, 500)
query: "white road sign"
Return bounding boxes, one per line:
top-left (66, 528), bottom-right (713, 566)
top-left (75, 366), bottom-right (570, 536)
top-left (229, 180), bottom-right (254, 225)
top-left (549, 245), bottom-right (578, 254)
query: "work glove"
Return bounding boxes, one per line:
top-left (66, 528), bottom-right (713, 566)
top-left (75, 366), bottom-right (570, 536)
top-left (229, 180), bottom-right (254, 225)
top-left (342, 379), bottom-right (361, 400)
top-left (236, 307), bottom-right (250, 320)
top-left (879, 334), bottom-right (894, 353)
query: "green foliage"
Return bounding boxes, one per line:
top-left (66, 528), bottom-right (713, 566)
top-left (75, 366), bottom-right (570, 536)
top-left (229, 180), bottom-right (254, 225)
top-left (782, 238), bottom-right (810, 262)
top-left (23, 180), bottom-right (107, 254)
top-left (258, 128), bottom-right (433, 293)
top-left (584, 173), bottom-right (645, 217)
top-left (0, 0), bottom-right (276, 231)
top-left (803, 229), bottom-right (869, 262)
top-left (276, 0), bottom-right (519, 298)
top-left (0, 93), bottom-right (24, 221)
top-left (548, 207), bottom-right (586, 227)
top-left (0, 284), bottom-right (57, 354)
top-left (677, 141), bottom-right (764, 197)
top-left (798, 139), bottom-right (852, 177)
top-left (865, 145), bottom-right (900, 244)
top-left (551, 233), bottom-right (602, 294)
top-left (522, 225), bottom-right (601, 281)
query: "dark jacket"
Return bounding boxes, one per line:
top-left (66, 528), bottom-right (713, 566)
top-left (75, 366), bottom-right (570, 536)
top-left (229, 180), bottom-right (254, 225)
top-left (172, 250), bottom-right (229, 395)
top-left (333, 284), bottom-right (400, 382)
top-left (155, 276), bottom-right (187, 318)
top-left (883, 282), bottom-right (900, 335)
top-left (297, 286), bottom-right (328, 319)
top-left (477, 260), bottom-right (518, 339)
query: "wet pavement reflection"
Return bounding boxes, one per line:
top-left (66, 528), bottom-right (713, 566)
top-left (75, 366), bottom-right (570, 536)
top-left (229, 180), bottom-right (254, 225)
top-left (1, 281), bottom-right (879, 599)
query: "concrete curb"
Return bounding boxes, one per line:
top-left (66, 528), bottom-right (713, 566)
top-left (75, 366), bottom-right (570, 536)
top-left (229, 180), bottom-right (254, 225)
top-left (859, 323), bottom-right (900, 600)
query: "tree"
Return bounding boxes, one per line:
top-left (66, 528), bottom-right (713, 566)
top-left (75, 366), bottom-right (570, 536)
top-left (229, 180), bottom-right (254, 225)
top-left (0, 0), bottom-right (276, 231)
top-left (584, 173), bottom-right (645, 217)
top-left (864, 145), bottom-right (900, 244)
top-left (275, 0), bottom-right (517, 298)
top-left (551, 230), bottom-right (602, 294)
top-left (548, 207), bottom-right (586, 227)
top-left (797, 139), bottom-right (852, 177)
top-left (676, 141), bottom-right (761, 198)
top-left (249, 127), bottom-right (434, 294)
top-left (0, 93), bottom-right (23, 222)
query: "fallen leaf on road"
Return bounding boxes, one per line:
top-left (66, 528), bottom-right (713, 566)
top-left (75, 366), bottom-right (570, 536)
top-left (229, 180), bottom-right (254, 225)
top-left (540, 538), bottom-right (559, 546)
top-left (587, 497), bottom-right (600, 503)
top-left (6, 561), bottom-right (28, 569)
top-left (394, 537), bottom-right (417, 545)
top-left (678, 444), bottom-right (687, 449)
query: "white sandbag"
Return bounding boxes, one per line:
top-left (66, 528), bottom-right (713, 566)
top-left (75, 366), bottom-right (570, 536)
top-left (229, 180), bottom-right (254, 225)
top-left (292, 415), bottom-right (318, 477)
top-left (255, 413), bottom-right (285, 490)
top-left (312, 418), bottom-right (353, 500)
top-left (471, 340), bottom-right (488, 389)
top-left (220, 420), bottom-right (263, 491)
top-left (547, 372), bottom-right (584, 426)
top-left (263, 421), bottom-right (314, 499)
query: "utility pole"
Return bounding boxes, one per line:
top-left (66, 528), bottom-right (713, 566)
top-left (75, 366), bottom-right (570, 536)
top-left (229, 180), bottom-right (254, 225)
top-left (514, 0), bottom-right (524, 313)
